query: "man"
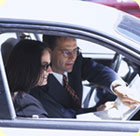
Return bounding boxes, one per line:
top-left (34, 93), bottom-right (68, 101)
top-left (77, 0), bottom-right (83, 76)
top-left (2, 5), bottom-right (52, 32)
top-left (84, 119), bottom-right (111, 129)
top-left (30, 35), bottom-right (140, 118)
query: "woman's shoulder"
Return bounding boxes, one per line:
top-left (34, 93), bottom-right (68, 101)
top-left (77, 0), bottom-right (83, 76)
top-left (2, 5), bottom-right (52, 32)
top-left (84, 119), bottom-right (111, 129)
top-left (16, 92), bottom-right (39, 101)
top-left (13, 92), bottom-right (48, 118)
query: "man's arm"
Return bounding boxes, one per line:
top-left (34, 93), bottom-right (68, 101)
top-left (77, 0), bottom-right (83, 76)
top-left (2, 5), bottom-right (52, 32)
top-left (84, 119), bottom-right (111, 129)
top-left (81, 56), bottom-right (140, 107)
top-left (81, 56), bottom-right (123, 92)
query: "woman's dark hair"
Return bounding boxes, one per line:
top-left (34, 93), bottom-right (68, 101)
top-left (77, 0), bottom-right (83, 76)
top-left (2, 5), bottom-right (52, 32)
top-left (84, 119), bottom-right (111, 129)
top-left (6, 39), bottom-right (48, 94)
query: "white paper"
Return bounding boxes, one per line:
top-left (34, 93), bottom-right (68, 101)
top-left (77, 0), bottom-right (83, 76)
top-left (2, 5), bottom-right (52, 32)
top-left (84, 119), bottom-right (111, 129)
top-left (77, 74), bottom-right (140, 120)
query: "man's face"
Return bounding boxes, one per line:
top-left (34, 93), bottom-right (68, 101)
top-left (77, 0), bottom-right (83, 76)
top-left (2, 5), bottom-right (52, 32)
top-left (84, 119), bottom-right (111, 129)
top-left (51, 37), bottom-right (78, 74)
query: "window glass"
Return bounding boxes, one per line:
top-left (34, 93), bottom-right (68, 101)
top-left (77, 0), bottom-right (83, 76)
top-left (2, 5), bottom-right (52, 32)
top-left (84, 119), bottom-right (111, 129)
top-left (116, 15), bottom-right (140, 45)
top-left (77, 39), bottom-right (115, 59)
top-left (0, 33), bottom-right (17, 45)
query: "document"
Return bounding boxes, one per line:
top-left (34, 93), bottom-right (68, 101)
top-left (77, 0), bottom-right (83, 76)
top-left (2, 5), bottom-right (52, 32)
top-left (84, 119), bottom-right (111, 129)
top-left (77, 74), bottom-right (140, 120)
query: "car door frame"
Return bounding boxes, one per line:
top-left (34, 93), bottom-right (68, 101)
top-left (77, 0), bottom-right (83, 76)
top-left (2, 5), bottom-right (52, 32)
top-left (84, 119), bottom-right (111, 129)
top-left (0, 19), bottom-right (140, 134)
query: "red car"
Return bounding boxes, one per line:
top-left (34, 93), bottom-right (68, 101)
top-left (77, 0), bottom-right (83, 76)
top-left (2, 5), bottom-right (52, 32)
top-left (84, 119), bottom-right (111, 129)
top-left (84, 0), bottom-right (140, 18)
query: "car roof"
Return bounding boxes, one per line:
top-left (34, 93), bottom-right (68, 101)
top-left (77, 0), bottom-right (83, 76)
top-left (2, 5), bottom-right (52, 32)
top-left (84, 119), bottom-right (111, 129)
top-left (0, 0), bottom-right (122, 32)
top-left (0, 0), bottom-right (140, 47)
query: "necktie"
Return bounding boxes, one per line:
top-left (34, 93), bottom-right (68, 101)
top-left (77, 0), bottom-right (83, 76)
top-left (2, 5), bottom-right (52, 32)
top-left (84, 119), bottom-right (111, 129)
top-left (63, 74), bottom-right (81, 108)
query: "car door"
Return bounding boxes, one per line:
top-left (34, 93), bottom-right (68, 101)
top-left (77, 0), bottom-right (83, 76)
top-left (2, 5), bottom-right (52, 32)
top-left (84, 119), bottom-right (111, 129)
top-left (0, 19), bottom-right (140, 136)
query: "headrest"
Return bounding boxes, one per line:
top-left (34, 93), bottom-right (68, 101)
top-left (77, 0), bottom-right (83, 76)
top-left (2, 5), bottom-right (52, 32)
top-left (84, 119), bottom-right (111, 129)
top-left (1, 38), bottom-right (18, 65)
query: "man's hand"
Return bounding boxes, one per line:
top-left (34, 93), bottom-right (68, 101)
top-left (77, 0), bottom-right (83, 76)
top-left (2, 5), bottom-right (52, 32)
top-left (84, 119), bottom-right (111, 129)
top-left (97, 101), bottom-right (117, 111)
top-left (113, 86), bottom-right (140, 108)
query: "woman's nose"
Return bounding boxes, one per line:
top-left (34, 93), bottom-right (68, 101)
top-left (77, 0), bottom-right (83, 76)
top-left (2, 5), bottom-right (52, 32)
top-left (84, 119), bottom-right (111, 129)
top-left (46, 65), bottom-right (52, 73)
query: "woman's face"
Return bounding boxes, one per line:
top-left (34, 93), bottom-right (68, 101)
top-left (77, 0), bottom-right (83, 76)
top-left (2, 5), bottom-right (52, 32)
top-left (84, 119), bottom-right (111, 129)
top-left (37, 50), bottom-right (52, 86)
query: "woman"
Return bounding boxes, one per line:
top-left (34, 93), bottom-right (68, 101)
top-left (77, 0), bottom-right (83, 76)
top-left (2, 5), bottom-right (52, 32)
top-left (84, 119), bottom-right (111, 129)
top-left (6, 39), bottom-right (52, 118)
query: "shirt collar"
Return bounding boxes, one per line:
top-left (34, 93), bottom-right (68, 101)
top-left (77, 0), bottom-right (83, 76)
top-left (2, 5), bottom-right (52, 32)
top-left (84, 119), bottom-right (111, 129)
top-left (52, 72), bottom-right (68, 85)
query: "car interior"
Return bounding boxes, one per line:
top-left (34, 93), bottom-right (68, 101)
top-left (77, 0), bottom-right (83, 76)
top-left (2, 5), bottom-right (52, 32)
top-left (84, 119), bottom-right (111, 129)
top-left (0, 32), bottom-right (140, 121)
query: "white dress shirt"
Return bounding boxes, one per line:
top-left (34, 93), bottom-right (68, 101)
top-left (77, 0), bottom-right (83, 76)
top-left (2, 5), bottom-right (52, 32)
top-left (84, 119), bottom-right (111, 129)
top-left (52, 72), bottom-right (68, 86)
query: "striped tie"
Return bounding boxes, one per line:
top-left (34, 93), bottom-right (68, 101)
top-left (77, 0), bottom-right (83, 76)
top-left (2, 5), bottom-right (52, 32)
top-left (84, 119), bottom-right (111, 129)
top-left (63, 74), bottom-right (81, 108)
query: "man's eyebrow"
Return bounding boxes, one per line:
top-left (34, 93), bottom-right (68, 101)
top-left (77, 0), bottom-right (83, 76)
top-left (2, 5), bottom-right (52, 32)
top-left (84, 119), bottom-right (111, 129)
top-left (61, 47), bottom-right (79, 51)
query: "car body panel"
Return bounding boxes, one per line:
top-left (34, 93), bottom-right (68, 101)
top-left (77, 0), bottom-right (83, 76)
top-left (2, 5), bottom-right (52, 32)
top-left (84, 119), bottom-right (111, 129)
top-left (0, 0), bottom-right (140, 55)
top-left (0, 1), bottom-right (137, 41)
top-left (0, 118), bottom-right (140, 134)
top-left (84, 0), bottom-right (140, 18)
top-left (0, 0), bottom-right (140, 135)
top-left (0, 52), bottom-right (16, 119)
top-left (0, 18), bottom-right (139, 64)
top-left (0, 127), bottom-right (137, 136)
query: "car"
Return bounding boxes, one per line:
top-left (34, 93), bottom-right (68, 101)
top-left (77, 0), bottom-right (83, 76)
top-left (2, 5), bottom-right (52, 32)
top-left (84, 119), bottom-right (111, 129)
top-left (83, 0), bottom-right (140, 18)
top-left (0, 0), bottom-right (140, 135)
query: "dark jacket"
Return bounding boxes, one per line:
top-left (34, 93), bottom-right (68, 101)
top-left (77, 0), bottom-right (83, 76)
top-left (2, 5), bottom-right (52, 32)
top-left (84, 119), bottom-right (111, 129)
top-left (30, 86), bottom-right (77, 118)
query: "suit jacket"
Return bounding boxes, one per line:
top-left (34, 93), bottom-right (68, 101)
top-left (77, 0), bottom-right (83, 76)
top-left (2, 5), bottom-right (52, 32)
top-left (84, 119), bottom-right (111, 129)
top-left (30, 54), bottom-right (122, 118)
top-left (30, 86), bottom-right (77, 118)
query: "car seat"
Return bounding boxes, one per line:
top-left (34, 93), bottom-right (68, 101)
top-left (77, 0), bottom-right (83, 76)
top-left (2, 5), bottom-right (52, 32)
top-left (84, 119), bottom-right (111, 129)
top-left (1, 38), bottom-right (18, 65)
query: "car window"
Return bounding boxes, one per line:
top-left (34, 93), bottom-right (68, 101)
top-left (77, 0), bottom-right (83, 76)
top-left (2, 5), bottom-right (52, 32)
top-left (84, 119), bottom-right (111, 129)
top-left (76, 39), bottom-right (139, 115)
top-left (0, 32), bottom-right (140, 121)
top-left (116, 15), bottom-right (140, 46)
top-left (0, 33), bottom-right (17, 45)
top-left (77, 39), bottom-right (115, 59)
